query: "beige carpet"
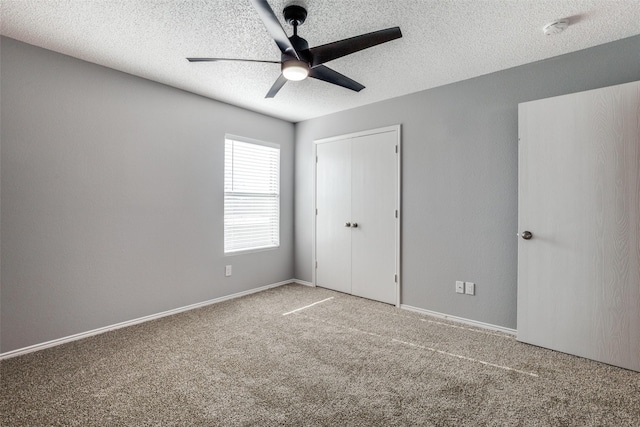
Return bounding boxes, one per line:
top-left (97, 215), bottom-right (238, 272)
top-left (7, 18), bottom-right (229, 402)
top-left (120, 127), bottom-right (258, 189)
top-left (1, 283), bottom-right (639, 426)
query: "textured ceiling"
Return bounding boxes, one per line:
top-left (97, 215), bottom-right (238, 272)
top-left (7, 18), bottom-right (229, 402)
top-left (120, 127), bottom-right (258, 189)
top-left (2, 0), bottom-right (640, 122)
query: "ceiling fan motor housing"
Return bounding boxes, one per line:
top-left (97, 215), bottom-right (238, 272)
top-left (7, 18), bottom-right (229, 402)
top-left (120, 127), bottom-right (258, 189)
top-left (284, 35), bottom-right (310, 63)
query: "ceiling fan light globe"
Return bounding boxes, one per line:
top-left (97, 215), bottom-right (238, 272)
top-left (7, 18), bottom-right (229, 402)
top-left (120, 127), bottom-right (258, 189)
top-left (282, 60), bottom-right (309, 81)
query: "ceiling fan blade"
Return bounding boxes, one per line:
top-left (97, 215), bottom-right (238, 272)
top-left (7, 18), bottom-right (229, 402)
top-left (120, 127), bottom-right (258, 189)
top-left (309, 27), bottom-right (402, 67)
top-left (250, 0), bottom-right (300, 60)
top-left (187, 57), bottom-right (280, 64)
top-left (309, 65), bottom-right (365, 92)
top-left (265, 74), bottom-right (288, 98)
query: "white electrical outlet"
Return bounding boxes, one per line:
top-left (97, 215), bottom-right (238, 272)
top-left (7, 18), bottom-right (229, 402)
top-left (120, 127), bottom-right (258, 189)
top-left (465, 282), bottom-right (475, 295)
top-left (455, 281), bottom-right (465, 294)
top-left (225, 265), bottom-right (232, 277)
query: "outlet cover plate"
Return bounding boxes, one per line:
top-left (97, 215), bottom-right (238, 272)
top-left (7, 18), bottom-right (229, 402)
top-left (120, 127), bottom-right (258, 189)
top-left (465, 282), bottom-right (475, 295)
top-left (225, 265), bottom-right (232, 277)
top-left (455, 281), bottom-right (465, 294)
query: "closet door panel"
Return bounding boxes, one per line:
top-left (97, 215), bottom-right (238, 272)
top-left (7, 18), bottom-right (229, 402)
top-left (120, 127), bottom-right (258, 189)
top-left (351, 131), bottom-right (397, 305)
top-left (316, 140), bottom-right (352, 294)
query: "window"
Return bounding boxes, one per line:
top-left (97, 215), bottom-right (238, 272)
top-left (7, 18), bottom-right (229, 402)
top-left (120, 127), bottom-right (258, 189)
top-left (224, 136), bottom-right (280, 254)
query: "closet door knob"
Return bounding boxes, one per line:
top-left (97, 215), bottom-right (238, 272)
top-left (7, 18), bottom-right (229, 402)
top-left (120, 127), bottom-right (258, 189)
top-left (351, 223), bottom-right (358, 228)
top-left (345, 222), bottom-right (351, 227)
top-left (518, 231), bottom-right (533, 240)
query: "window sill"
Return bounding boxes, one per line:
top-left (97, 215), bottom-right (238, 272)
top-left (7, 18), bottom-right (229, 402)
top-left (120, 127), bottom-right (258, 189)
top-left (224, 245), bottom-right (280, 257)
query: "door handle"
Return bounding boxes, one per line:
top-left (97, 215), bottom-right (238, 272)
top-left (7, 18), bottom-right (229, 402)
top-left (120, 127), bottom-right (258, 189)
top-left (345, 222), bottom-right (351, 227)
top-left (351, 223), bottom-right (358, 228)
top-left (518, 231), bottom-right (533, 240)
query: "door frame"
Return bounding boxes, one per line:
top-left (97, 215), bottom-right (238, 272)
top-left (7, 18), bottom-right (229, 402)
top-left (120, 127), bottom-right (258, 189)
top-left (312, 125), bottom-right (402, 307)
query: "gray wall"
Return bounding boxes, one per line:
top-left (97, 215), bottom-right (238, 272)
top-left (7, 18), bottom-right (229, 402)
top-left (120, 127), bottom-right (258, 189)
top-left (0, 37), bottom-right (295, 353)
top-left (3, 34), bottom-right (640, 353)
top-left (294, 35), bottom-right (640, 329)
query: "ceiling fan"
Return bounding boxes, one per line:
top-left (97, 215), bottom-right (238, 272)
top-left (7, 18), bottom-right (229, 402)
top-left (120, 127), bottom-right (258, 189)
top-left (187, 0), bottom-right (402, 98)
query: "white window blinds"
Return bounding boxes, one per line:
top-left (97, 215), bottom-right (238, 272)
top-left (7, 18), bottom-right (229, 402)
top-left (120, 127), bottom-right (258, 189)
top-left (224, 137), bottom-right (280, 253)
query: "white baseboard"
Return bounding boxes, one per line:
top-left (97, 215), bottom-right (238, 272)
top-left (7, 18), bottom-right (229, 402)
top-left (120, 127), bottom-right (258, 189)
top-left (400, 304), bottom-right (517, 336)
top-left (0, 279), bottom-right (293, 360)
top-left (292, 279), bottom-right (314, 287)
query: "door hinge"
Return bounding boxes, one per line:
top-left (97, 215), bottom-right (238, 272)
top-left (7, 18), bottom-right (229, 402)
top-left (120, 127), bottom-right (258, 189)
top-left (395, 209), bottom-right (398, 218)
top-left (316, 156), bottom-right (318, 163)
top-left (395, 145), bottom-right (398, 153)
top-left (316, 208), bottom-right (318, 215)
top-left (315, 261), bottom-right (318, 268)
top-left (394, 274), bottom-right (398, 283)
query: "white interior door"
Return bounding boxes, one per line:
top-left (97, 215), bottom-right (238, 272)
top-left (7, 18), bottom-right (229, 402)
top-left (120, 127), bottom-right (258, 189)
top-left (517, 81), bottom-right (640, 372)
top-left (351, 131), bottom-right (398, 304)
top-left (315, 139), bottom-right (352, 294)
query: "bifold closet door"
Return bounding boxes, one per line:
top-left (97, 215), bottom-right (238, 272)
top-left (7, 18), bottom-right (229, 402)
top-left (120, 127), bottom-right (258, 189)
top-left (315, 139), bottom-right (352, 294)
top-left (518, 80), bottom-right (640, 372)
top-left (351, 132), bottom-right (397, 304)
